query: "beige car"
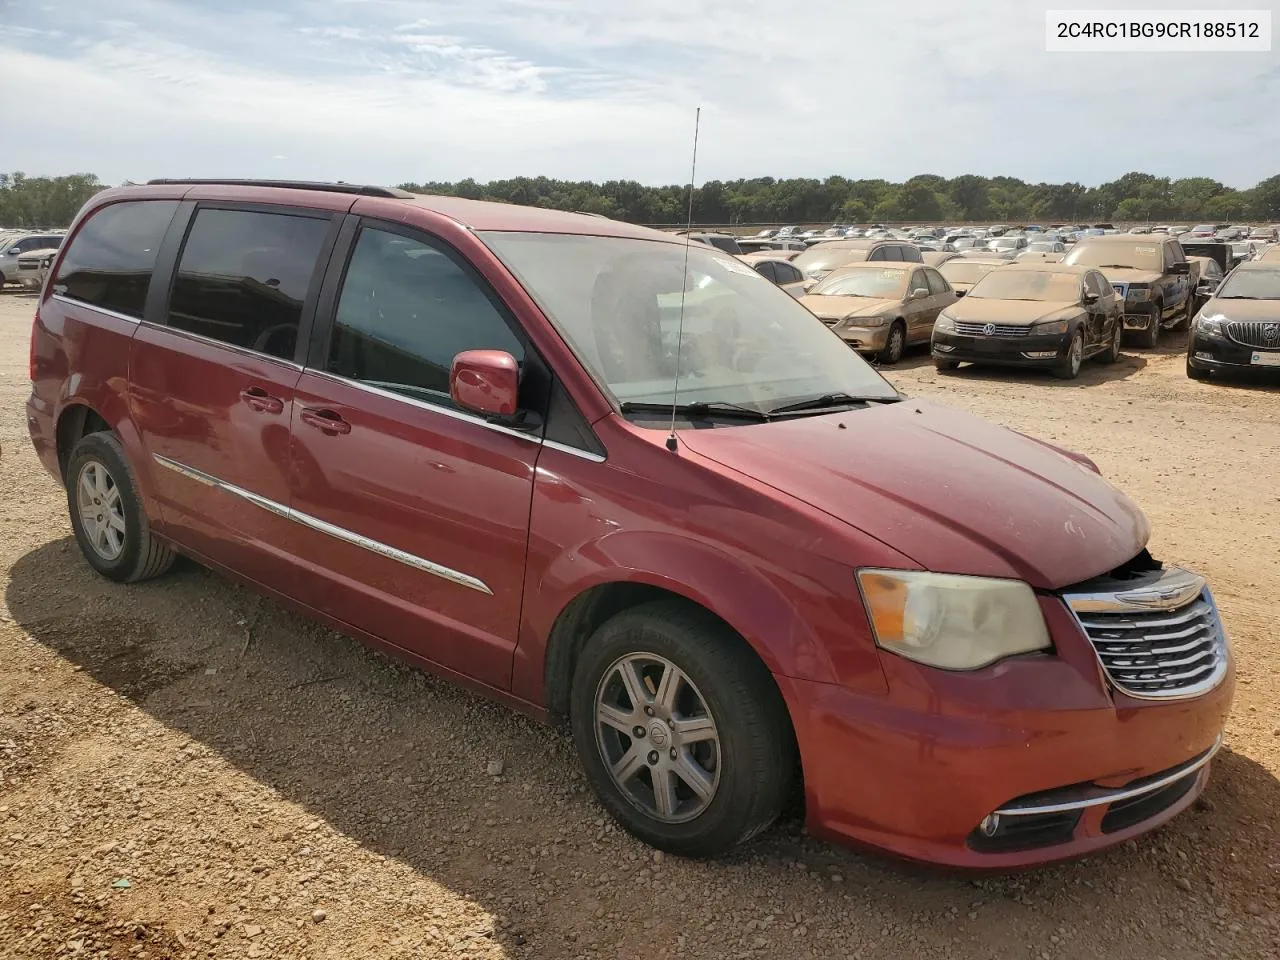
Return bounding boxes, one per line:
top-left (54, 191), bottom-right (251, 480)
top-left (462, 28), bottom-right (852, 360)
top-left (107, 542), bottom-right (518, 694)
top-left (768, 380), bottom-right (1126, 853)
top-left (791, 239), bottom-right (923, 287)
top-left (736, 253), bottom-right (807, 298)
top-left (922, 251), bottom-right (961, 267)
top-left (798, 261), bottom-right (957, 364)
top-left (937, 256), bottom-right (1010, 296)
top-left (1260, 246), bottom-right (1280, 263)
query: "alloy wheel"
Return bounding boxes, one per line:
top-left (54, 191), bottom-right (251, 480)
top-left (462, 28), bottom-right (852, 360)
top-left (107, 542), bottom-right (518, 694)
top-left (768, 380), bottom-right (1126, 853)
top-left (594, 653), bottom-right (721, 823)
top-left (76, 460), bottom-right (126, 561)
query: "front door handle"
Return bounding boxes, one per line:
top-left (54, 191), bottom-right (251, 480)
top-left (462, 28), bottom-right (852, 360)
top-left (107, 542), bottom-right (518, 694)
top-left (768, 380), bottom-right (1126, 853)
top-left (300, 407), bottom-right (351, 435)
top-left (240, 386), bottom-right (284, 415)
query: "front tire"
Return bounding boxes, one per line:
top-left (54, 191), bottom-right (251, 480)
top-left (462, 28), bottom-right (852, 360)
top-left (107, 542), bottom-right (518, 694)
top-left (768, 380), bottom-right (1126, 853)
top-left (65, 432), bottom-right (176, 583)
top-left (570, 600), bottom-right (796, 858)
top-left (1053, 329), bottom-right (1084, 380)
top-left (878, 321), bottom-right (906, 365)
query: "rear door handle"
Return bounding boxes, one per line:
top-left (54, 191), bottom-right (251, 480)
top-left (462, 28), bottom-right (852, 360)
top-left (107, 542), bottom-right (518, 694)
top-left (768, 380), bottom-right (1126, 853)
top-left (239, 386), bottom-right (284, 415)
top-left (299, 407), bottom-right (351, 435)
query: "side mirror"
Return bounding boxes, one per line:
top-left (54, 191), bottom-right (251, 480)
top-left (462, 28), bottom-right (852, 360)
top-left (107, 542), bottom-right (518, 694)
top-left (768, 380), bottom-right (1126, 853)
top-left (450, 349), bottom-right (519, 417)
top-left (1171, 262), bottom-right (1191, 274)
top-left (1083, 292), bottom-right (1100, 304)
top-left (910, 287), bottom-right (930, 300)
top-left (1196, 283), bottom-right (1218, 297)
top-left (955, 289), bottom-right (967, 297)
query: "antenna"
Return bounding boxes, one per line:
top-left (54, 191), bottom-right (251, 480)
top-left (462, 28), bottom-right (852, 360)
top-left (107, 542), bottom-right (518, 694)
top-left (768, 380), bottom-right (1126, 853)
top-left (666, 106), bottom-right (702, 453)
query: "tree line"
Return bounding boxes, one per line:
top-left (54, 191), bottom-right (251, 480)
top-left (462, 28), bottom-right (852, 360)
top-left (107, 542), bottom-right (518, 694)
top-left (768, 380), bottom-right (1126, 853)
top-left (5, 170), bottom-right (1280, 229)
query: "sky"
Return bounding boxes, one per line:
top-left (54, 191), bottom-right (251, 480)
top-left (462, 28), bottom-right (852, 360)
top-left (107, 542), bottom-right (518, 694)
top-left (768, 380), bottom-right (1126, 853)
top-left (3, 0), bottom-right (1279, 189)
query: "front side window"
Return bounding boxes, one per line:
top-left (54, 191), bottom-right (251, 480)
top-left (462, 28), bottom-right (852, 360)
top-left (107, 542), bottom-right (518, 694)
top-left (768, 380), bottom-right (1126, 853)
top-left (924, 269), bottom-right (950, 295)
top-left (1083, 272), bottom-right (1109, 298)
top-left (54, 200), bottom-right (178, 319)
top-left (481, 232), bottom-right (898, 415)
top-left (168, 208), bottom-right (329, 360)
top-left (775, 263), bottom-right (803, 285)
top-left (327, 226), bottom-right (524, 405)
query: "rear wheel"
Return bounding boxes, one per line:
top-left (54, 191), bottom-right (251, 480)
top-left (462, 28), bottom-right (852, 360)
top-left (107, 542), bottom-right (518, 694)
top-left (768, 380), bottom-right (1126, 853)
top-left (1098, 322), bottom-right (1122, 364)
top-left (1140, 304), bottom-right (1161, 348)
top-left (570, 600), bottom-right (796, 858)
top-left (878, 322), bottom-right (906, 365)
top-left (1053, 330), bottom-right (1084, 380)
top-left (1170, 290), bottom-right (1195, 331)
top-left (65, 432), bottom-right (175, 583)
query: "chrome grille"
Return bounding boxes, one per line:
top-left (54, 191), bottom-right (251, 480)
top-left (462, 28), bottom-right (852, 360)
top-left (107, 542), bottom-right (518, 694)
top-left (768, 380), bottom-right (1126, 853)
top-left (1225, 321), bottom-right (1280, 350)
top-left (952, 321), bottom-right (1031, 337)
top-left (1063, 567), bottom-right (1227, 700)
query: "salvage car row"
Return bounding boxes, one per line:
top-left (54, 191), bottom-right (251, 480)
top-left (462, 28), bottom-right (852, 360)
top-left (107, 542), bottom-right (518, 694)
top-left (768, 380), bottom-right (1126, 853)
top-left (0, 228), bottom-right (66, 289)
top-left (697, 230), bottom-right (1279, 381)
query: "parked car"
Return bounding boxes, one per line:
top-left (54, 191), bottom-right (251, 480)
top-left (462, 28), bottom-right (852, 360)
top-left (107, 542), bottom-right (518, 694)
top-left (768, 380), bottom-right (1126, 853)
top-left (29, 179), bottom-right (1234, 868)
top-left (1016, 241), bottom-right (1067, 263)
top-left (0, 231), bottom-right (65, 285)
top-left (736, 237), bottom-right (807, 256)
top-left (1261, 246), bottom-right (1280, 263)
top-left (922, 251), bottom-right (962, 267)
top-left (932, 263), bottom-right (1123, 379)
top-left (1188, 223), bottom-right (1222, 238)
top-left (680, 232), bottom-right (743, 255)
top-left (791, 239), bottom-right (923, 286)
top-left (1186, 262), bottom-right (1280, 379)
top-left (737, 254), bottom-right (807, 298)
top-left (987, 237), bottom-right (1030, 258)
top-left (937, 257), bottom-right (1010, 296)
top-left (15, 246), bottom-right (61, 289)
top-left (1187, 256), bottom-right (1224, 312)
top-left (1062, 235), bottom-right (1194, 346)
top-left (797, 261), bottom-right (956, 364)
top-left (1248, 226), bottom-right (1278, 242)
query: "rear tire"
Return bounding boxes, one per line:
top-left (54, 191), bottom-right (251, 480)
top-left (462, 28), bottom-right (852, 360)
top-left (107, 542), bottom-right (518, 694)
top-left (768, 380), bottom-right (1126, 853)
top-left (878, 322), bottom-right (906, 365)
top-left (1140, 304), bottom-right (1161, 348)
top-left (65, 432), bottom-right (176, 583)
top-left (1170, 290), bottom-right (1195, 331)
top-left (569, 600), bottom-right (796, 858)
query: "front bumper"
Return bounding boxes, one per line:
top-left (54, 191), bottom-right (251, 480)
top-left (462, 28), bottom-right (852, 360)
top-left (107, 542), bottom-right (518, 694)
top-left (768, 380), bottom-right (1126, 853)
top-left (1120, 301), bottom-right (1158, 331)
top-left (1188, 330), bottom-right (1280, 369)
top-left (833, 323), bottom-right (891, 352)
top-left (931, 330), bottom-right (1068, 368)
top-left (780, 594), bottom-right (1233, 868)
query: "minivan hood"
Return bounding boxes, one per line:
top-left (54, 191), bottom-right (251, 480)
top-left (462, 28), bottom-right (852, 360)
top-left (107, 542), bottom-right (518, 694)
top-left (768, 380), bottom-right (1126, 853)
top-left (946, 299), bottom-right (1079, 326)
top-left (681, 399), bottom-right (1147, 589)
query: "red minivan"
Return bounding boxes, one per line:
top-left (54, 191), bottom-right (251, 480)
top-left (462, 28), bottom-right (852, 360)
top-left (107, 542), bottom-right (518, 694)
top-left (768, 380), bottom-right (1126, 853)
top-left (27, 180), bottom-right (1233, 867)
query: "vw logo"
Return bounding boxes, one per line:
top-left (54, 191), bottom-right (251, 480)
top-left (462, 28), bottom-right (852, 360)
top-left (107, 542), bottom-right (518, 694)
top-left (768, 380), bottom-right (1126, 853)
top-left (982, 323), bottom-right (996, 336)
top-left (1264, 323), bottom-right (1280, 347)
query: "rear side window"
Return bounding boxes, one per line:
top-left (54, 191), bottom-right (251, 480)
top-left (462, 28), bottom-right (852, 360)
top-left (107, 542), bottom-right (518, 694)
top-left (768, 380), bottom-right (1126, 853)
top-left (753, 261), bottom-right (777, 283)
top-left (775, 262), bottom-right (802, 285)
top-left (900, 245), bottom-right (923, 263)
top-left (327, 225), bottom-right (524, 406)
top-left (167, 208), bottom-right (329, 361)
top-left (54, 201), bottom-right (177, 319)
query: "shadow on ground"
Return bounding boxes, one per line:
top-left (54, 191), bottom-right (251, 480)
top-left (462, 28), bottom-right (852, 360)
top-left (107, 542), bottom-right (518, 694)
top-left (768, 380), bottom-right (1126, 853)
top-left (7, 538), bottom-right (1280, 957)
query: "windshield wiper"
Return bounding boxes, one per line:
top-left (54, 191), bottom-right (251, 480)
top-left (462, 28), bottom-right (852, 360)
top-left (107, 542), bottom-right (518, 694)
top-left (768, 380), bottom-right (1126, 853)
top-left (1096, 264), bottom-right (1138, 270)
top-left (619, 400), bottom-right (771, 421)
top-left (767, 392), bottom-right (900, 416)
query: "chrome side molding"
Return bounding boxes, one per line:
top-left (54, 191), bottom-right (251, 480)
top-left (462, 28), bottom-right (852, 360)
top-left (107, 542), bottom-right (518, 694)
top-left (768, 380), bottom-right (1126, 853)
top-left (152, 454), bottom-right (493, 595)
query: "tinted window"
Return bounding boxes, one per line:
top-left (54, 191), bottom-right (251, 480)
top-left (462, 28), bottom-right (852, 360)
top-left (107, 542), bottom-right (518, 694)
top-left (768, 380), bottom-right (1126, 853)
top-left (924, 268), bottom-right (950, 295)
top-left (168, 208), bottom-right (328, 360)
top-left (328, 226), bottom-right (524, 406)
top-left (1165, 242), bottom-right (1186, 267)
top-left (899, 245), bottom-right (923, 263)
top-left (753, 261), bottom-right (777, 283)
top-left (775, 262), bottom-right (802, 285)
top-left (54, 201), bottom-right (177, 319)
top-left (868, 248), bottom-right (885, 261)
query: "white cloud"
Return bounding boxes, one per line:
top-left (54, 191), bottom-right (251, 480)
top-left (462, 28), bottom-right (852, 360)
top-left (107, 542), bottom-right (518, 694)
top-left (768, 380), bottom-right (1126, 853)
top-left (3, 0), bottom-right (1276, 188)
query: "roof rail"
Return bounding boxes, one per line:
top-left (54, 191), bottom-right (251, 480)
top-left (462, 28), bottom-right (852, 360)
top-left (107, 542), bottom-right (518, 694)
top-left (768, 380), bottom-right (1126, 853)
top-left (145, 179), bottom-right (415, 199)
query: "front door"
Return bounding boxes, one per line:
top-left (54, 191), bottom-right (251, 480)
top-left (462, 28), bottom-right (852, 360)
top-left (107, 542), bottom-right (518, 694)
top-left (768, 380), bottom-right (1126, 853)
top-left (286, 221), bottom-right (541, 690)
top-left (130, 205), bottom-right (336, 588)
top-left (903, 268), bottom-right (936, 342)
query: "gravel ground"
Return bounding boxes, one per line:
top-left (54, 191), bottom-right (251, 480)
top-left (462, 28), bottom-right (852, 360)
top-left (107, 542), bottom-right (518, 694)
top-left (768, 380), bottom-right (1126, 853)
top-left (0, 289), bottom-right (1277, 960)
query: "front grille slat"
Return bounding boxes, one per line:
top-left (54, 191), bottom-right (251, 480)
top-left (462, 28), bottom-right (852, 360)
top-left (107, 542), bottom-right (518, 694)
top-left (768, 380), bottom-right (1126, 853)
top-left (953, 321), bottom-right (1031, 337)
top-left (1064, 580), bottom-right (1227, 700)
top-left (1225, 320), bottom-right (1280, 350)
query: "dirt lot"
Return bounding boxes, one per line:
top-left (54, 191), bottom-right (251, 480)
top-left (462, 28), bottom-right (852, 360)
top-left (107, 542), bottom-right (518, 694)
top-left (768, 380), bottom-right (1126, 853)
top-left (0, 289), bottom-right (1277, 960)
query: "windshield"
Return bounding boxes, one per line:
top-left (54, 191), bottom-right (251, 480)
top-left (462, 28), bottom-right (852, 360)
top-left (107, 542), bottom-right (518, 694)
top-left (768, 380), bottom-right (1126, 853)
top-left (939, 260), bottom-right (1001, 284)
top-left (1064, 241), bottom-right (1162, 270)
top-left (1027, 242), bottom-right (1057, 252)
top-left (968, 270), bottom-right (1082, 302)
top-left (990, 238), bottom-right (1019, 249)
top-left (810, 267), bottom-right (908, 298)
top-left (792, 244), bottom-right (870, 274)
top-left (1215, 269), bottom-right (1280, 299)
top-left (480, 232), bottom-right (898, 416)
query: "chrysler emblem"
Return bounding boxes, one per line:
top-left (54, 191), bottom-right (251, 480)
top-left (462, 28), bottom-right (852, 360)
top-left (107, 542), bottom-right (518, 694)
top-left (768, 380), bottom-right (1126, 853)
top-left (1264, 323), bottom-right (1280, 347)
top-left (982, 323), bottom-right (996, 336)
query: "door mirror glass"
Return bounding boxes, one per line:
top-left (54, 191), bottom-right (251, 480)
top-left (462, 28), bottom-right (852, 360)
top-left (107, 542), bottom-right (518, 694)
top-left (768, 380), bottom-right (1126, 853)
top-left (450, 349), bottom-right (519, 417)
top-left (1082, 292), bottom-right (1099, 304)
top-left (1196, 282), bottom-right (1218, 297)
top-left (910, 287), bottom-right (929, 300)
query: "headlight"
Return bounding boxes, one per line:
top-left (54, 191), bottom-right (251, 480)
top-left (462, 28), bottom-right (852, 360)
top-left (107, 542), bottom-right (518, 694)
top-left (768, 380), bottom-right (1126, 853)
top-left (856, 570), bottom-right (1051, 670)
top-left (1196, 313), bottom-right (1227, 337)
top-left (1127, 287), bottom-right (1150, 301)
top-left (846, 314), bottom-right (887, 327)
top-left (1031, 319), bottom-right (1069, 335)
top-left (935, 314), bottom-right (956, 332)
